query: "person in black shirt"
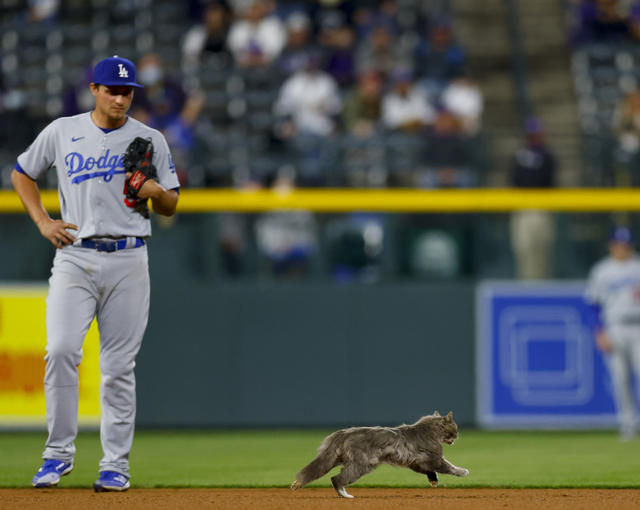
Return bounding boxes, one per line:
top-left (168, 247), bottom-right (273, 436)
top-left (509, 117), bottom-right (557, 279)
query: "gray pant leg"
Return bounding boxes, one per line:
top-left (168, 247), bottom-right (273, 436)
top-left (608, 326), bottom-right (636, 435)
top-left (627, 334), bottom-right (640, 432)
top-left (607, 350), bottom-right (634, 434)
top-left (43, 252), bottom-right (98, 462)
top-left (96, 248), bottom-right (149, 476)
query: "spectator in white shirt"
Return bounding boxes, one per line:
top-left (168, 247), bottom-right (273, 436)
top-left (274, 52), bottom-right (342, 137)
top-left (382, 68), bottom-right (436, 132)
top-left (440, 72), bottom-right (483, 136)
top-left (227, 0), bottom-right (286, 68)
top-left (274, 52), bottom-right (343, 185)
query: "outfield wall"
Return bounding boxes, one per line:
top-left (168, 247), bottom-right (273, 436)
top-left (0, 216), bottom-right (476, 427)
top-left (136, 280), bottom-right (476, 427)
top-left (0, 213), bottom-right (614, 429)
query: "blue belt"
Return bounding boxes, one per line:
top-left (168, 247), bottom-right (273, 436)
top-left (80, 237), bottom-right (145, 252)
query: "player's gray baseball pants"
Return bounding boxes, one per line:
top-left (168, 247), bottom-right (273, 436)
top-left (42, 244), bottom-right (149, 477)
top-left (607, 323), bottom-right (640, 436)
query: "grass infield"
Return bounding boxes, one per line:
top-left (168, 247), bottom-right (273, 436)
top-left (2, 429), bottom-right (639, 488)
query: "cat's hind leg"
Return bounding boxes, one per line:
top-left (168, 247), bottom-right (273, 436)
top-left (330, 462), bottom-right (376, 498)
top-left (292, 449), bottom-right (340, 490)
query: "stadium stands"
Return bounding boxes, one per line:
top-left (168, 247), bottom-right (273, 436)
top-left (0, 0), bottom-right (484, 192)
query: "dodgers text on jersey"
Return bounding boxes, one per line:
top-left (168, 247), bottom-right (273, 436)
top-left (65, 149), bottom-right (125, 184)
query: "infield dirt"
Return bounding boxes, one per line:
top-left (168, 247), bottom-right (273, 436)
top-left (1, 488), bottom-right (638, 510)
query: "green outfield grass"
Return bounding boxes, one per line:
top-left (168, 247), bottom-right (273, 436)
top-left (2, 429), bottom-right (639, 488)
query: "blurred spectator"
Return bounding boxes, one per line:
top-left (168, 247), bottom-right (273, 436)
top-left (382, 69), bottom-right (436, 186)
top-left (274, 52), bottom-right (342, 137)
top-left (509, 117), bottom-right (557, 280)
top-left (318, 10), bottom-right (357, 87)
top-left (10, 0), bottom-right (59, 29)
top-left (356, 22), bottom-right (408, 78)
top-left (382, 68), bottom-right (436, 132)
top-left (440, 71), bottom-right (484, 136)
top-left (131, 53), bottom-right (204, 187)
top-left (413, 19), bottom-right (466, 99)
top-left (326, 213), bottom-right (385, 283)
top-left (278, 11), bottom-right (314, 76)
top-left (375, 0), bottom-right (399, 28)
top-left (613, 87), bottom-right (640, 185)
top-left (182, 0), bottom-right (233, 70)
top-left (350, 0), bottom-right (399, 38)
top-left (62, 65), bottom-right (95, 117)
top-left (307, 1), bottom-right (356, 34)
top-left (227, 0), bottom-right (286, 68)
top-left (421, 109), bottom-right (475, 188)
top-left (274, 51), bottom-right (342, 185)
top-left (343, 70), bottom-right (383, 138)
top-left (132, 53), bottom-right (187, 131)
top-left (255, 173), bottom-right (318, 277)
top-left (571, 0), bottom-right (631, 45)
top-left (27, 0), bottom-right (59, 25)
top-left (352, 4), bottom-right (377, 38)
top-left (255, 209), bottom-right (318, 278)
top-left (161, 92), bottom-right (206, 187)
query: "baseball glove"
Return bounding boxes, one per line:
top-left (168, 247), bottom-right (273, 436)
top-left (122, 137), bottom-right (157, 199)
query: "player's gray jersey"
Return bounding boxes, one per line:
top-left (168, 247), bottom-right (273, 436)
top-left (17, 112), bottom-right (180, 239)
top-left (585, 255), bottom-right (640, 326)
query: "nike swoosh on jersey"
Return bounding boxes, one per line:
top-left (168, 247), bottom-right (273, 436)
top-left (71, 136), bottom-right (85, 142)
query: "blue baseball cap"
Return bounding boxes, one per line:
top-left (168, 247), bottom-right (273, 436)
top-left (610, 226), bottom-right (634, 244)
top-left (91, 55), bottom-right (143, 88)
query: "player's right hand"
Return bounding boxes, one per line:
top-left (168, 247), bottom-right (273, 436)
top-left (596, 330), bottom-right (613, 353)
top-left (37, 218), bottom-right (78, 249)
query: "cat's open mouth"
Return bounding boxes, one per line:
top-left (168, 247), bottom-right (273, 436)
top-left (444, 438), bottom-right (455, 445)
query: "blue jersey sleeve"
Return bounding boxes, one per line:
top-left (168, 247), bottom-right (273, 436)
top-left (14, 163), bottom-right (36, 180)
top-left (586, 302), bottom-right (603, 331)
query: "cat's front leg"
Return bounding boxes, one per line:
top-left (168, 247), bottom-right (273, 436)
top-left (439, 457), bottom-right (469, 477)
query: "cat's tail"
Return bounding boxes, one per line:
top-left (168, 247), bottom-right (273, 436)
top-left (291, 433), bottom-right (342, 490)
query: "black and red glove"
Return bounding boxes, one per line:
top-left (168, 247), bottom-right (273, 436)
top-left (122, 137), bottom-right (158, 201)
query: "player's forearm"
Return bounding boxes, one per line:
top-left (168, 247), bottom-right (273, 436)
top-left (149, 186), bottom-right (179, 216)
top-left (11, 169), bottom-right (52, 227)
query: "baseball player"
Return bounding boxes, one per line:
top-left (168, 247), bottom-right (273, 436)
top-left (11, 56), bottom-right (180, 490)
top-left (585, 226), bottom-right (640, 440)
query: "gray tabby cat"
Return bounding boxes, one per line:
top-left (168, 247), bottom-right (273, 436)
top-left (291, 411), bottom-right (469, 498)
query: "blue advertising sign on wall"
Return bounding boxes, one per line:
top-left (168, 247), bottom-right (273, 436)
top-left (476, 282), bottom-right (617, 428)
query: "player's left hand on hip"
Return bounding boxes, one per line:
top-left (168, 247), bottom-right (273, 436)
top-left (37, 217), bottom-right (78, 248)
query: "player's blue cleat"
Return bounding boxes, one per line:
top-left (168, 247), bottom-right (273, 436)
top-left (93, 471), bottom-right (130, 492)
top-left (32, 459), bottom-right (73, 488)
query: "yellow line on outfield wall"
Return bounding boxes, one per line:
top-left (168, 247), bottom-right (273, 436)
top-left (2, 188), bottom-right (640, 213)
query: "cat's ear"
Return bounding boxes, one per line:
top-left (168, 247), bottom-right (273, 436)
top-left (445, 411), bottom-right (453, 421)
top-left (433, 410), bottom-right (441, 417)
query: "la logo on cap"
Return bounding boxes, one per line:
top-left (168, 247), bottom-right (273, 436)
top-left (91, 55), bottom-right (143, 88)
